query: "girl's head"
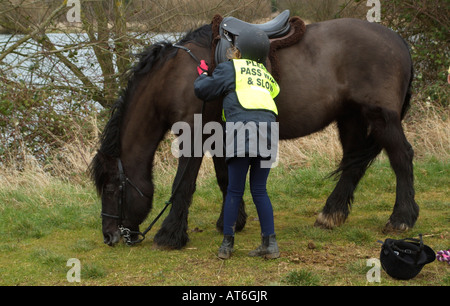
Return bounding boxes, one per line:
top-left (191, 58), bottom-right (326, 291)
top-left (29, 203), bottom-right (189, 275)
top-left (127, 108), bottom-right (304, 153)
top-left (226, 46), bottom-right (242, 60)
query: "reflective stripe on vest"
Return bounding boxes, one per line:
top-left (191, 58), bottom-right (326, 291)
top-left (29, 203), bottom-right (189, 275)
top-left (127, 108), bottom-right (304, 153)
top-left (223, 59), bottom-right (279, 121)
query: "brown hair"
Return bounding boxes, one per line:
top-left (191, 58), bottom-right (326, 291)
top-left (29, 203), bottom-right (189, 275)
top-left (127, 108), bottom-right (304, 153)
top-left (226, 46), bottom-right (241, 60)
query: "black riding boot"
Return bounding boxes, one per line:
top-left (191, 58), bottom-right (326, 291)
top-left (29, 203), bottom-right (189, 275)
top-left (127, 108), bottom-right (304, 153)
top-left (218, 235), bottom-right (234, 259)
top-left (248, 234), bottom-right (280, 259)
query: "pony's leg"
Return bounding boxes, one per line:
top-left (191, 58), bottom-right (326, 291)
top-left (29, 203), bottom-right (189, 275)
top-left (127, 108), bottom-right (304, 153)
top-left (368, 108), bottom-right (419, 232)
top-left (315, 113), bottom-right (382, 229)
top-left (212, 155), bottom-right (247, 232)
top-left (154, 156), bottom-right (203, 249)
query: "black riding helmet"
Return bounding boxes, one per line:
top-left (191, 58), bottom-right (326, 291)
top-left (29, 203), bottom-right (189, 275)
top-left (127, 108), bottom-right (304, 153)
top-left (233, 26), bottom-right (270, 64)
top-left (379, 234), bottom-right (435, 280)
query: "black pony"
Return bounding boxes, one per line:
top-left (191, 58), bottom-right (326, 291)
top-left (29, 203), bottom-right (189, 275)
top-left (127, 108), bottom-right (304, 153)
top-left (90, 18), bottom-right (417, 249)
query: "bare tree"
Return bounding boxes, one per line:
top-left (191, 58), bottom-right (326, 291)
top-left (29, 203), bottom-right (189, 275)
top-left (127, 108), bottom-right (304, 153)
top-left (0, 0), bottom-right (271, 165)
top-left (0, 0), bottom-right (271, 107)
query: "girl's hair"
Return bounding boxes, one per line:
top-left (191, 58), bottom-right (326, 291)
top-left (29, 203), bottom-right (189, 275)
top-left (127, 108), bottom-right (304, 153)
top-left (226, 46), bottom-right (241, 60)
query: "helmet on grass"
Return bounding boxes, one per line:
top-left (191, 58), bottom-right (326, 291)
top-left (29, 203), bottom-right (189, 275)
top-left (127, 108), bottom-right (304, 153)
top-left (379, 234), bottom-right (435, 280)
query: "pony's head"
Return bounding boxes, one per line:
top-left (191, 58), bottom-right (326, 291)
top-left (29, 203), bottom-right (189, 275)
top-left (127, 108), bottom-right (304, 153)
top-left (89, 25), bottom-right (214, 246)
top-left (89, 90), bottom-right (156, 246)
top-left (91, 151), bottom-right (153, 246)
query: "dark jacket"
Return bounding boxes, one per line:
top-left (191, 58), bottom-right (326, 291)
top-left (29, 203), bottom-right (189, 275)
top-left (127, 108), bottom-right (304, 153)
top-left (194, 60), bottom-right (278, 162)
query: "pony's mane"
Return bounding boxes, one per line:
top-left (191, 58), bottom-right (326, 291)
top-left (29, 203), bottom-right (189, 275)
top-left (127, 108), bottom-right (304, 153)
top-left (89, 24), bottom-right (212, 193)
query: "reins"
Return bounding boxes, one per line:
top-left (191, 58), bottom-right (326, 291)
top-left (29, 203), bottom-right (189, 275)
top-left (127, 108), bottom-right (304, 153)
top-left (173, 44), bottom-right (202, 65)
top-left (102, 44), bottom-right (206, 246)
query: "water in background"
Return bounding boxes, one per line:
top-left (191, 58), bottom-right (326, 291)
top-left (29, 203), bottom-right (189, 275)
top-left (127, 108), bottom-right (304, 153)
top-left (0, 32), bottom-right (178, 88)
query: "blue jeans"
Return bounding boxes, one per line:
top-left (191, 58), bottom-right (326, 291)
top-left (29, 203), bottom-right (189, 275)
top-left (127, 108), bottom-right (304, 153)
top-left (223, 157), bottom-right (275, 236)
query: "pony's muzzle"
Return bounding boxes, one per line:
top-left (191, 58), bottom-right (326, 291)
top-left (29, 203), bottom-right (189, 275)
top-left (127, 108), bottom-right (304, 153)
top-left (103, 230), bottom-right (121, 246)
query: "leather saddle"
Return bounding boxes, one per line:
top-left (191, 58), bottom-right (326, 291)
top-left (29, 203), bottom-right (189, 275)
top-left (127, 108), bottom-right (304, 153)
top-left (215, 10), bottom-right (291, 64)
top-left (211, 10), bottom-right (306, 81)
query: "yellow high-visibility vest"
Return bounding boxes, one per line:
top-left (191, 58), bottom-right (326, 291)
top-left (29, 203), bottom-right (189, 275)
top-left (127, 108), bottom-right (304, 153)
top-left (223, 59), bottom-right (279, 121)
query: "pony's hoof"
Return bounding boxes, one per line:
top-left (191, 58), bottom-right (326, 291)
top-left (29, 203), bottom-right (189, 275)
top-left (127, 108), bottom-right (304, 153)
top-left (314, 212), bottom-right (347, 229)
top-left (383, 220), bottom-right (410, 234)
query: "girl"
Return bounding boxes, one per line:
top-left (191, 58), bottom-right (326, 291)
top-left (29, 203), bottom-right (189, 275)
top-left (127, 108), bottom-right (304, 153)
top-left (194, 44), bottom-right (280, 260)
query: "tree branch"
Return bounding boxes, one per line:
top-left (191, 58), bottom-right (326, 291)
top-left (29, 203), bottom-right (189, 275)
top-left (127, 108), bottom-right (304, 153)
top-left (0, 2), bottom-right (67, 63)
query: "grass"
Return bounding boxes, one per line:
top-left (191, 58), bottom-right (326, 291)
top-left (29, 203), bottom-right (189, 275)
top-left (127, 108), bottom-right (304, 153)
top-left (0, 156), bottom-right (448, 286)
top-left (0, 102), bottom-right (448, 286)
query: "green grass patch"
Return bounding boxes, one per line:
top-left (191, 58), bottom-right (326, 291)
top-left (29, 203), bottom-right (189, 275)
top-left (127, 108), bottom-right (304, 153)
top-left (282, 269), bottom-right (321, 286)
top-left (0, 158), bottom-right (448, 285)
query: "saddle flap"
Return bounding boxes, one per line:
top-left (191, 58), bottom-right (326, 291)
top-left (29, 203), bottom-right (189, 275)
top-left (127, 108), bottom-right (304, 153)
top-left (254, 9), bottom-right (291, 38)
top-left (215, 37), bottom-right (232, 65)
top-left (220, 10), bottom-right (291, 39)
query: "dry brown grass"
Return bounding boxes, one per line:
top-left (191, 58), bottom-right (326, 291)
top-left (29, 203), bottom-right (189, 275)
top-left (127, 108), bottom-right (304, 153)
top-left (403, 103), bottom-right (449, 160)
top-left (0, 115), bottom-right (99, 188)
top-left (278, 123), bottom-right (342, 168)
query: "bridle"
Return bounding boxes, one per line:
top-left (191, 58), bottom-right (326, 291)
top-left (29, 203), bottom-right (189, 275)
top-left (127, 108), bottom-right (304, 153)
top-left (100, 43), bottom-right (205, 246)
top-left (100, 158), bottom-right (156, 245)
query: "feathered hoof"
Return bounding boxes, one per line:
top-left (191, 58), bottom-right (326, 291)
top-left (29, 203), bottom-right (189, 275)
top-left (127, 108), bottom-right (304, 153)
top-left (314, 212), bottom-right (347, 229)
top-left (153, 228), bottom-right (189, 250)
top-left (383, 220), bottom-right (410, 234)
